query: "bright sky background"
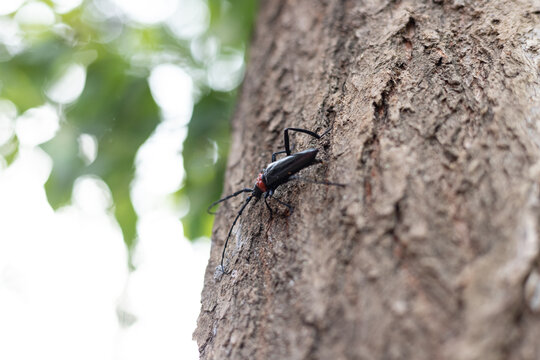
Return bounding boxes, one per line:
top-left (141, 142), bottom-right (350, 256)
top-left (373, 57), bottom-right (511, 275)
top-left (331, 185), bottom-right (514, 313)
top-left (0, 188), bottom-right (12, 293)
top-left (0, 0), bottom-right (247, 359)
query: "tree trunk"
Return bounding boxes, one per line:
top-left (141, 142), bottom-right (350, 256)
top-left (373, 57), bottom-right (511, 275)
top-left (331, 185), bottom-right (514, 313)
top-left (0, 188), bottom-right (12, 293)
top-left (194, 1), bottom-right (540, 359)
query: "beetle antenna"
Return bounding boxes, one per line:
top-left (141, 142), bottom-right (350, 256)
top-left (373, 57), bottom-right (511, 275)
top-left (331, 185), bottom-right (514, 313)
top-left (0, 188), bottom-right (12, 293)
top-left (207, 188), bottom-right (253, 214)
top-left (289, 175), bottom-right (346, 187)
top-left (220, 195), bottom-right (253, 274)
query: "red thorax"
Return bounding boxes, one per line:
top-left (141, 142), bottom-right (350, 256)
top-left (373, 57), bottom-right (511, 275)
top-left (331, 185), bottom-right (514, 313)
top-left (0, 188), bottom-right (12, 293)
top-left (255, 173), bottom-right (267, 192)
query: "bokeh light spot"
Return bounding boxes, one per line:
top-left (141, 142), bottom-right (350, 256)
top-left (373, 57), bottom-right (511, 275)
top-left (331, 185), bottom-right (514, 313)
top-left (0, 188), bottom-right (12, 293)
top-left (72, 175), bottom-right (113, 214)
top-left (51, 0), bottom-right (83, 14)
top-left (149, 63), bottom-right (193, 123)
top-left (77, 133), bottom-right (98, 165)
top-left (15, 1), bottom-right (56, 27)
top-left (207, 51), bottom-right (245, 92)
top-left (111, 0), bottom-right (178, 24)
top-left (0, 99), bottom-right (17, 146)
top-left (0, 0), bottom-right (26, 16)
top-left (46, 64), bottom-right (87, 104)
top-left (15, 104), bottom-right (59, 147)
top-left (166, 0), bottom-right (209, 40)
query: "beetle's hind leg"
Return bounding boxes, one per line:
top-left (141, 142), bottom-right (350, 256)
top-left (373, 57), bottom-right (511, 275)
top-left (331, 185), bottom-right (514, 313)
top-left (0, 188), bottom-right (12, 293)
top-left (272, 196), bottom-right (294, 217)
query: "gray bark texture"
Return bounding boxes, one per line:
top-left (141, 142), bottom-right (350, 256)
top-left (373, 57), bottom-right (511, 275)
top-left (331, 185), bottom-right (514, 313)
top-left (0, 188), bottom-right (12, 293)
top-left (194, 0), bottom-right (540, 359)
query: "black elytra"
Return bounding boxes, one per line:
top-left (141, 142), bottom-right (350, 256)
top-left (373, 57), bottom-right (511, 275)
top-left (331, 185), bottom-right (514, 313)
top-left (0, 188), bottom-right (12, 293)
top-left (207, 127), bottom-right (344, 274)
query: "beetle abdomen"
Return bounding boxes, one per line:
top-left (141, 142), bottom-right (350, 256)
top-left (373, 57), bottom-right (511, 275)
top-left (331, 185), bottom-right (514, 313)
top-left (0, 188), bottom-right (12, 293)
top-left (263, 148), bottom-right (318, 188)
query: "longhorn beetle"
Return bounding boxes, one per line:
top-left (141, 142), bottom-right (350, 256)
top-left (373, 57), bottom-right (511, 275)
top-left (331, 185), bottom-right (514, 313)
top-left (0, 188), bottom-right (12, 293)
top-left (208, 127), bottom-right (344, 274)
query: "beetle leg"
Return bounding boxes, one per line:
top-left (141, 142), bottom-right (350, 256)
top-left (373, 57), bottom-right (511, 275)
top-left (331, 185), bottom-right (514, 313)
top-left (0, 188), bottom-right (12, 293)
top-left (272, 195), bottom-right (294, 217)
top-left (264, 193), bottom-right (274, 220)
top-left (283, 127), bottom-right (332, 155)
top-left (272, 150), bottom-right (287, 162)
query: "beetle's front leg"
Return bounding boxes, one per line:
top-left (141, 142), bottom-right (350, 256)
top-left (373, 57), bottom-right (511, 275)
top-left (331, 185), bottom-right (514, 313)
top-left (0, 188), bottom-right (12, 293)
top-left (264, 191), bottom-right (274, 220)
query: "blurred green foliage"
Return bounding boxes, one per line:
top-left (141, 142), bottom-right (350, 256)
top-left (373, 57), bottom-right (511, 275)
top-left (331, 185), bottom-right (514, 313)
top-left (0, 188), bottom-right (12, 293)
top-left (179, 90), bottom-right (233, 240)
top-left (0, 0), bottom-right (256, 250)
top-left (182, 0), bottom-right (257, 239)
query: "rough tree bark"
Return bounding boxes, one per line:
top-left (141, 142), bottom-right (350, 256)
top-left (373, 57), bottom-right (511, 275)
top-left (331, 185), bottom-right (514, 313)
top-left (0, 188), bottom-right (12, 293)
top-left (194, 1), bottom-right (540, 359)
